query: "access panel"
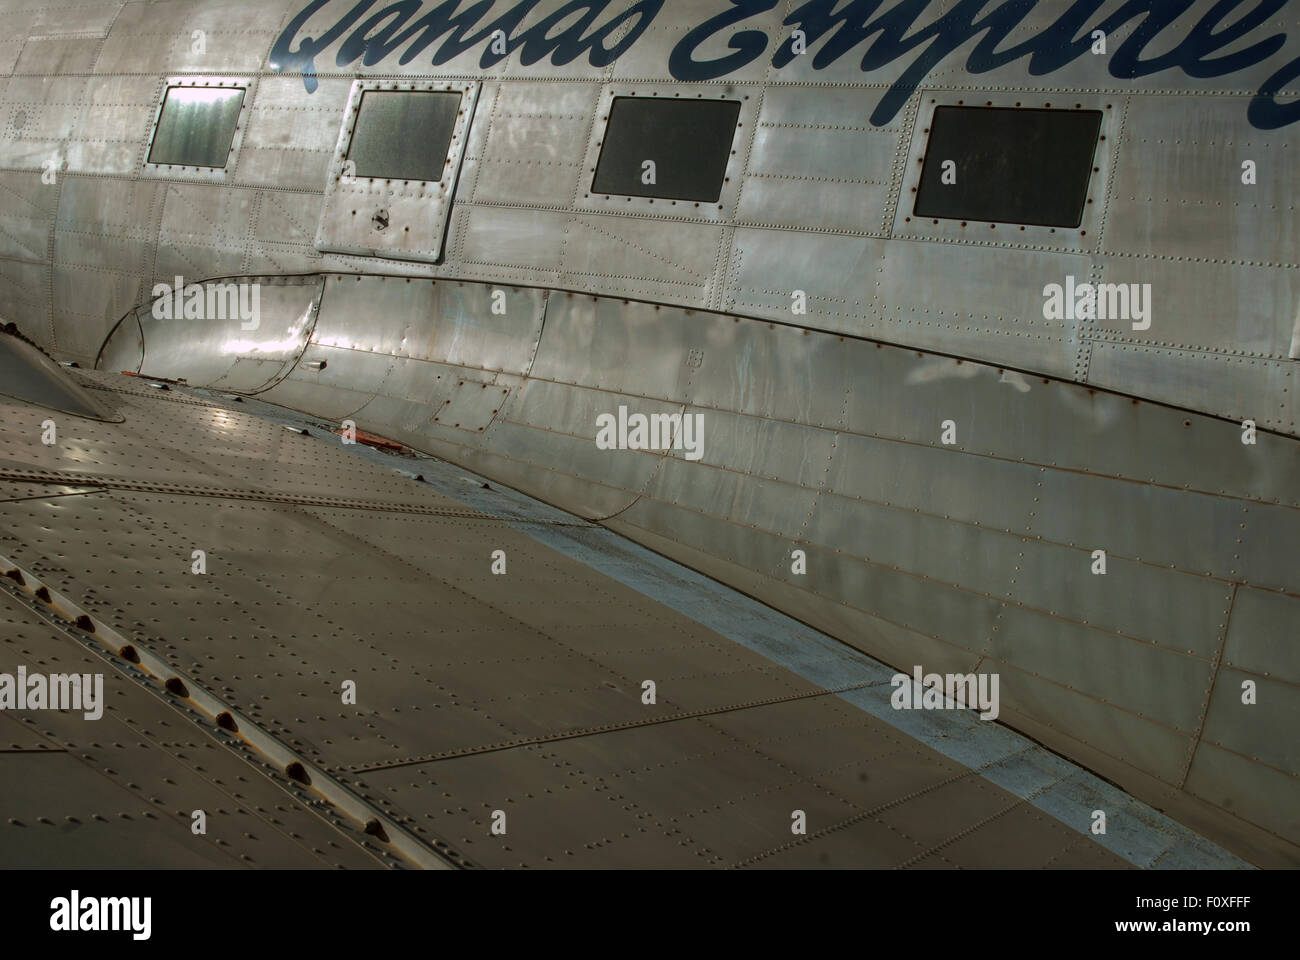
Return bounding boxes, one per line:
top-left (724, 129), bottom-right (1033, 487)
top-left (316, 80), bottom-right (478, 263)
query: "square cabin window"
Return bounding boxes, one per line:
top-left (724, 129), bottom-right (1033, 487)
top-left (346, 90), bottom-right (461, 182)
top-left (914, 105), bottom-right (1102, 228)
top-left (148, 86), bottom-right (245, 168)
top-left (592, 97), bottom-right (741, 203)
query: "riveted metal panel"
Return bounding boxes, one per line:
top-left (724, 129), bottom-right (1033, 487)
top-left (435, 436), bottom-right (639, 521)
top-left (64, 76), bottom-right (159, 175)
top-left (410, 280), bottom-right (544, 374)
top-left (53, 175), bottom-right (154, 263)
top-left (1028, 468), bottom-right (1245, 584)
top-left (827, 433), bottom-right (1040, 534)
top-left (679, 408), bottom-right (837, 490)
top-left (355, 749), bottom-right (705, 869)
top-left (1200, 668), bottom-right (1298, 775)
top-left (286, 340), bottom-right (392, 395)
top-left (837, 339), bottom-right (1300, 508)
top-left (252, 189), bottom-right (320, 250)
top-left (316, 274), bottom-right (427, 356)
top-left (315, 79), bottom-right (478, 263)
top-left (739, 89), bottom-right (897, 233)
top-left (467, 82), bottom-right (595, 207)
top-left (456, 204), bottom-right (567, 277)
top-left (258, 375), bottom-right (372, 422)
top-left (991, 663), bottom-right (1193, 785)
top-left (235, 75), bottom-right (351, 191)
top-left (1184, 743), bottom-right (1300, 844)
top-left (0, 75), bottom-right (89, 169)
top-left (379, 355), bottom-right (483, 404)
top-left (737, 564), bottom-right (983, 679)
top-left (737, 177), bottom-right (885, 237)
top-left (1088, 258), bottom-right (1299, 360)
top-left (493, 377), bottom-right (606, 436)
top-left (989, 605), bottom-right (1215, 732)
top-left (431, 379), bottom-right (509, 433)
top-left (1003, 538), bottom-right (1230, 657)
top-left (0, 753), bottom-right (241, 868)
top-left (0, 713), bottom-right (60, 753)
top-left (797, 545), bottom-right (999, 656)
top-left (133, 274), bottom-right (320, 390)
top-left (680, 314), bottom-right (852, 428)
top-left (155, 180), bottom-right (255, 272)
top-left (0, 170), bottom-right (53, 263)
top-left (557, 215), bottom-right (720, 305)
top-left (1088, 341), bottom-right (1299, 436)
top-left (1107, 97), bottom-right (1298, 264)
top-left (31, 2), bottom-right (122, 39)
top-left (348, 394), bottom-right (436, 437)
top-left (466, 408), bottom-right (656, 499)
top-left (623, 489), bottom-right (996, 658)
top-left (51, 265), bottom-right (140, 360)
top-left (1223, 587), bottom-right (1300, 684)
top-left (872, 240), bottom-right (1086, 377)
top-left (726, 227), bottom-right (883, 335)
top-left (94, 0), bottom-right (278, 74)
top-left (0, 583), bottom-right (380, 869)
top-left (535, 730), bottom-right (857, 864)
top-left (13, 37), bottom-right (102, 76)
top-left (529, 295), bottom-right (696, 402)
top-left (748, 106), bottom-right (895, 185)
top-left (801, 493), bottom-right (1023, 604)
top-left (648, 458), bottom-right (821, 543)
top-left (363, 350), bottom-right (484, 415)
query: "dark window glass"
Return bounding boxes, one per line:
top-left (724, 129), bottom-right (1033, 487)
top-left (148, 86), bottom-right (245, 168)
top-left (346, 91), bottom-right (460, 182)
top-left (593, 97), bottom-right (741, 203)
top-left (914, 106), bottom-right (1102, 228)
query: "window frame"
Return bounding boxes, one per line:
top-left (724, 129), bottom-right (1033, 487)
top-left (577, 84), bottom-right (758, 223)
top-left (140, 76), bottom-right (254, 182)
top-left (892, 93), bottom-right (1114, 253)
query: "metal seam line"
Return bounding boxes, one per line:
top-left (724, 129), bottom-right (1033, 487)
top-left (299, 410), bottom-right (1254, 870)
top-left (189, 389), bottom-right (1255, 869)
top-left (455, 485), bottom-right (1254, 869)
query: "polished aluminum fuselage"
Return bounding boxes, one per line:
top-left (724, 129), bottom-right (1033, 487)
top-left (2, 0), bottom-right (1298, 863)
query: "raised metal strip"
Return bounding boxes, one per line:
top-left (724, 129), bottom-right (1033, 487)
top-left (0, 552), bottom-right (468, 871)
top-left (0, 467), bottom-right (570, 523)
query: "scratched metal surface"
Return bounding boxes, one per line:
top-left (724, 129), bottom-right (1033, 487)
top-left (91, 270), bottom-right (1300, 866)
top-left (0, 572), bottom-right (388, 868)
top-left (1, 0), bottom-right (1298, 868)
top-left (0, 367), bottom-right (1159, 868)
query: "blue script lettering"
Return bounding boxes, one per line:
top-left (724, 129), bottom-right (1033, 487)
top-left (269, 0), bottom-right (1300, 130)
